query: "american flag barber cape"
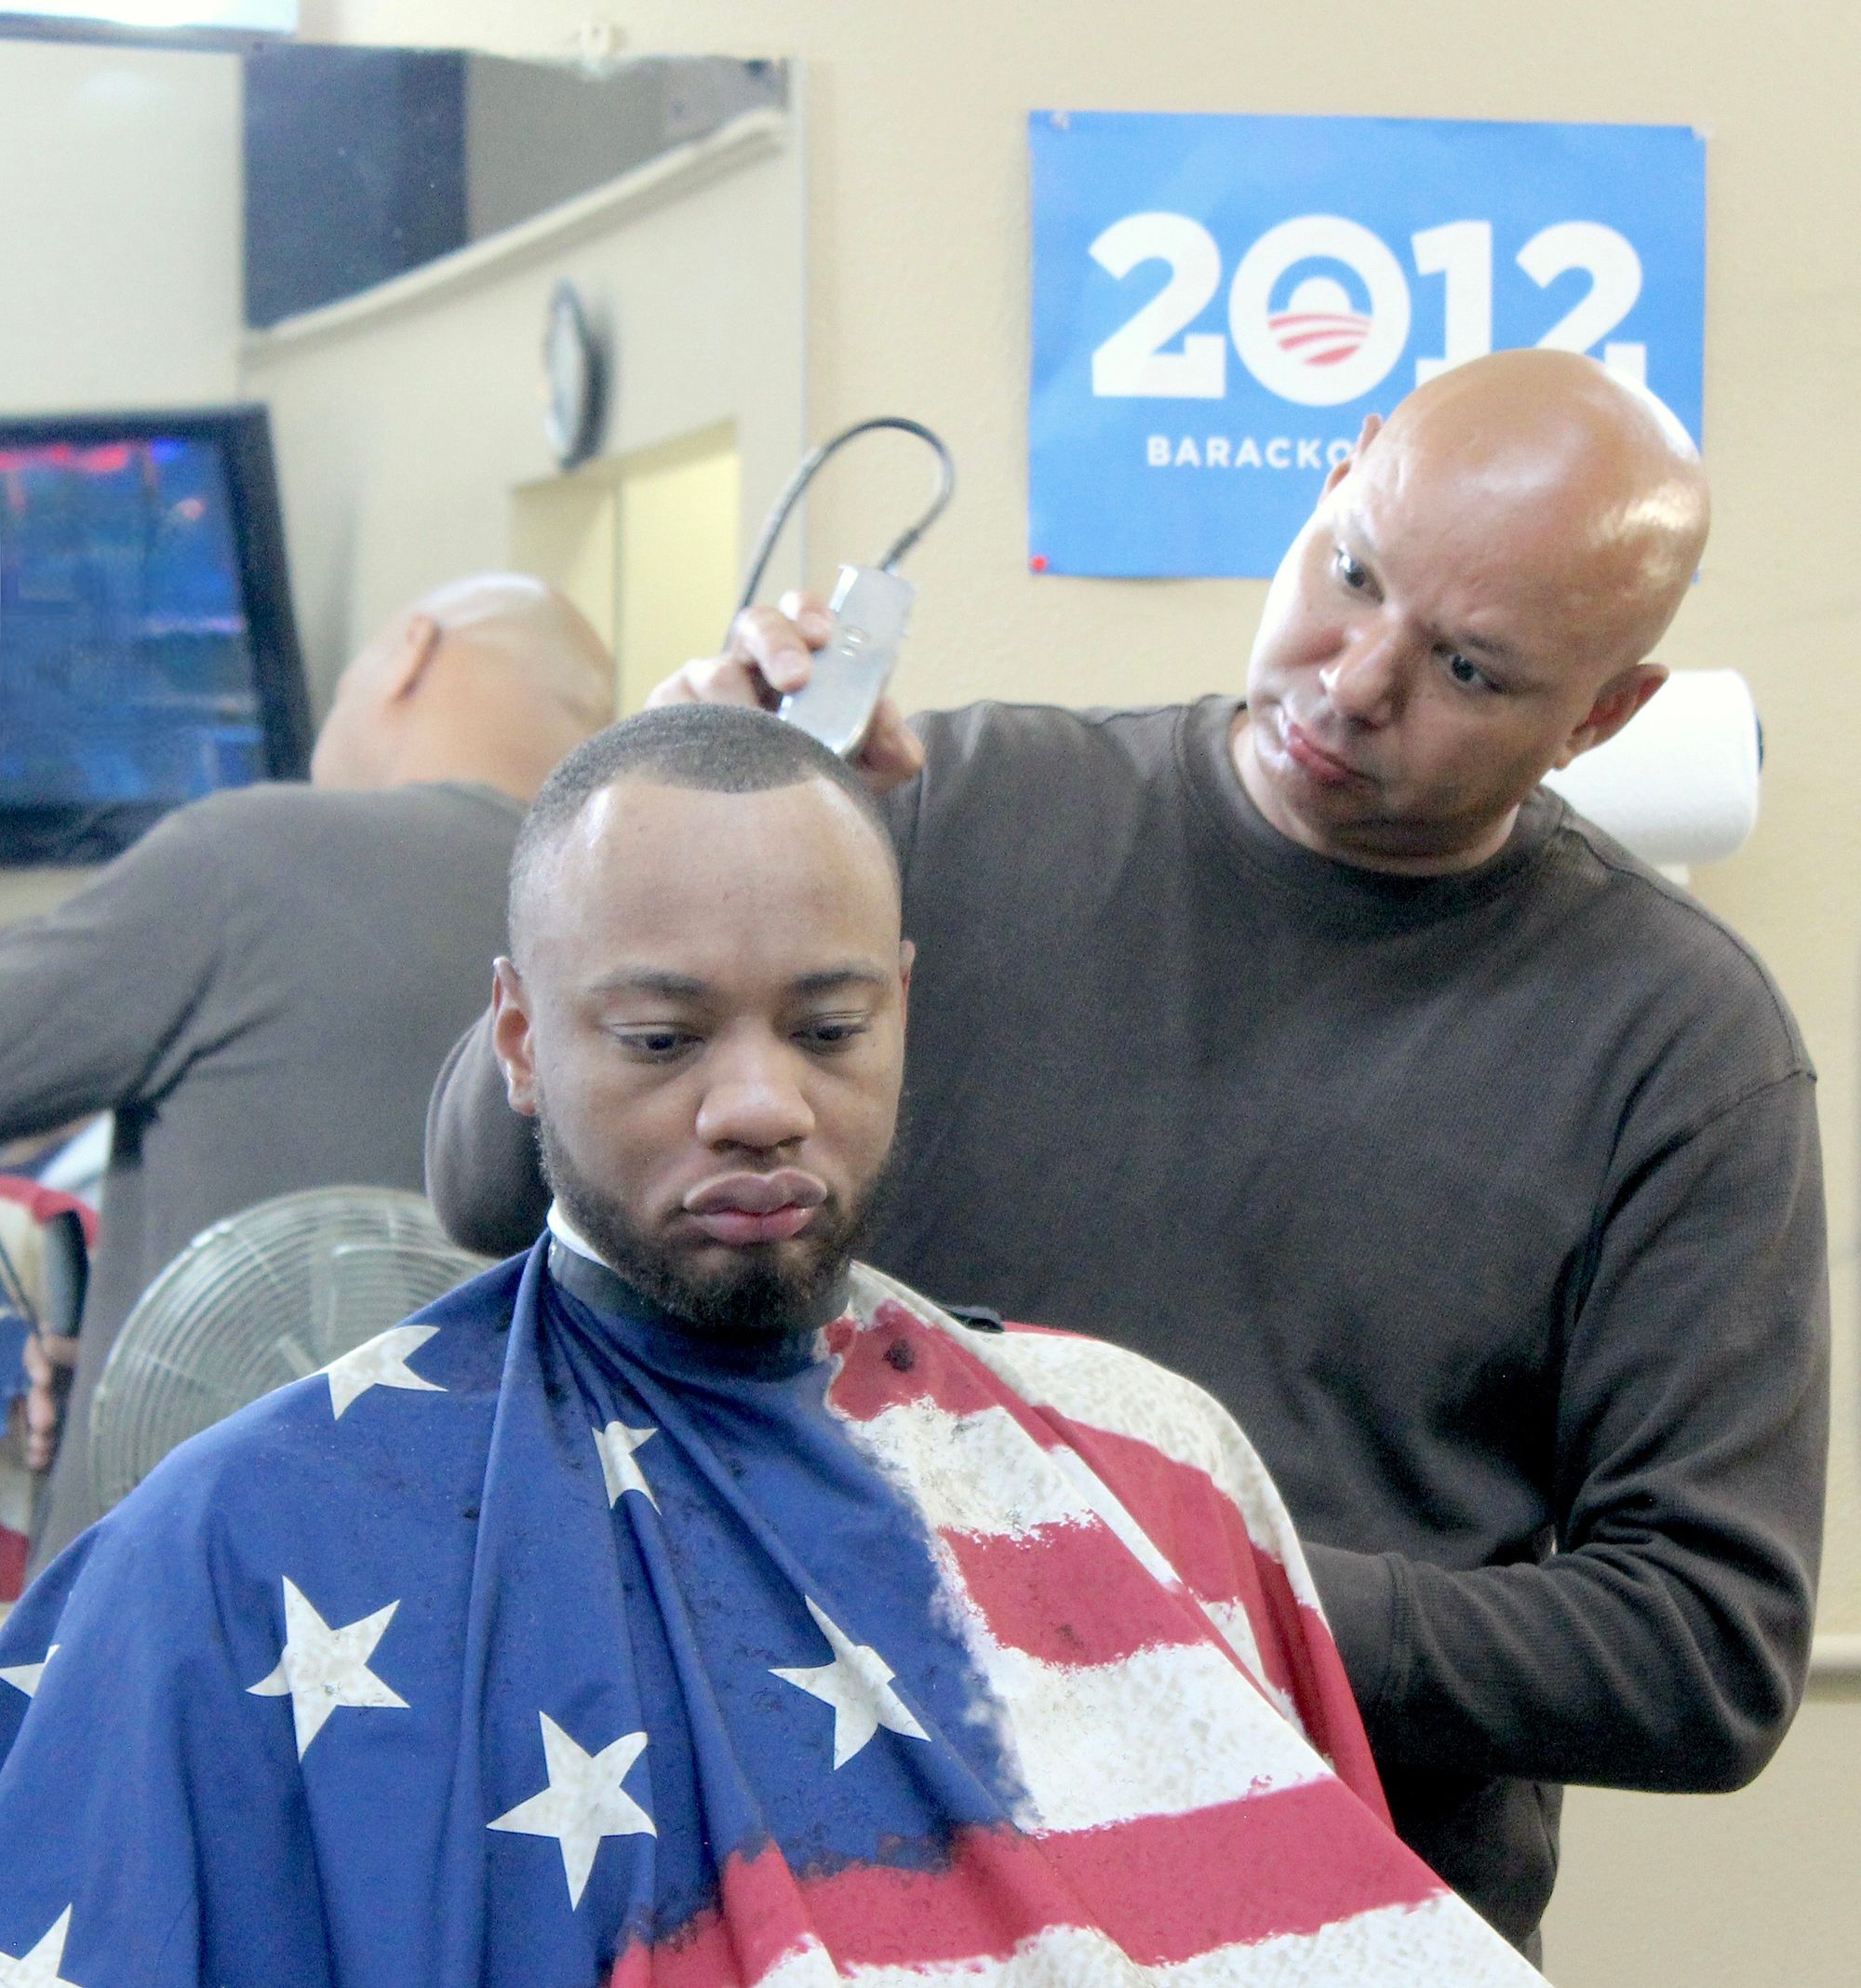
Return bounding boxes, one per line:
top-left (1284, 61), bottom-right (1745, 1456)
top-left (0, 1237), bottom-right (1541, 1985)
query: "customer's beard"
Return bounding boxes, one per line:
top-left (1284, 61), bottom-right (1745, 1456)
top-left (533, 1105), bottom-right (903, 1344)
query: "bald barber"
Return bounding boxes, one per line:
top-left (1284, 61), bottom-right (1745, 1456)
top-left (2, 573), bottom-right (615, 1565)
top-left (428, 355), bottom-right (1828, 1957)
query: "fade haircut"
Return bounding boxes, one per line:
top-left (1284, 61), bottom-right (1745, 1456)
top-left (508, 704), bottom-right (902, 956)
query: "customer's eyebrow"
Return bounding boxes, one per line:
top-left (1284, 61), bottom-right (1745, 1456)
top-left (585, 965), bottom-right (890, 1000)
top-left (586, 968), bottom-right (710, 1000)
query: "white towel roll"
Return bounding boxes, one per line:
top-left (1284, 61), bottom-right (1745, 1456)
top-left (1540, 668), bottom-right (1761, 868)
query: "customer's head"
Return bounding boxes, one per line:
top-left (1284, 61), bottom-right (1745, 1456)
top-left (1240, 348), bottom-right (1711, 873)
top-left (310, 573), bottom-right (615, 799)
top-left (494, 705), bottom-right (909, 1340)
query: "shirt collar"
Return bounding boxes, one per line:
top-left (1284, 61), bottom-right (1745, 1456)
top-left (546, 1199), bottom-right (606, 1265)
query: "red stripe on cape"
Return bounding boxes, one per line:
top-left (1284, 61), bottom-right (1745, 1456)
top-left (823, 1299), bottom-right (1384, 1816)
top-left (609, 1780), bottom-right (1443, 1985)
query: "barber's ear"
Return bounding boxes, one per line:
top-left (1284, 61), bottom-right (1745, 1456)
top-left (1553, 664), bottom-right (1667, 770)
top-left (384, 612), bottom-right (444, 703)
top-left (490, 959), bottom-right (540, 1118)
top-left (1322, 413), bottom-right (1382, 495)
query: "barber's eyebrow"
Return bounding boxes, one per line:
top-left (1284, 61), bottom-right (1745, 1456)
top-left (1339, 513), bottom-right (1378, 564)
top-left (1452, 628), bottom-right (1524, 668)
top-left (792, 966), bottom-right (890, 996)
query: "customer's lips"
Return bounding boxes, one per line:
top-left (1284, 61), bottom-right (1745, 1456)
top-left (683, 1169), bottom-right (827, 1247)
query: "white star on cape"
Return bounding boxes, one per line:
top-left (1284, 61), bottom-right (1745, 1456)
top-left (0, 1645), bottom-right (58, 1699)
top-left (321, 1324), bottom-right (444, 1419)
top-left (248, 1578), bottom-right (408, 1757)
top-left (592, 1420), bottom-right (658, 1508)
top-left (488, 1713), bottom-right (655, 1907)
top-left (0, 1907), bottom-right (81, 1988)
top-left (770, 1596), bottom-right (929, 1767)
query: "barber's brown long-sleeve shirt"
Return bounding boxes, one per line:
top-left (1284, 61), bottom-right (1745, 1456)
top-left (0, 778), bottom-right (522, 1564)
top-left (427, 697), bottom-right (1828, 1950)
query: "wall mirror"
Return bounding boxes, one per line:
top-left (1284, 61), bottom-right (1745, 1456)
top-left (0, 28), bottom-right (804, 888)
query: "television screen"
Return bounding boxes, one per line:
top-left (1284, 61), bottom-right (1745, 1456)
top-left (0, 406), bottom-right (307, 865)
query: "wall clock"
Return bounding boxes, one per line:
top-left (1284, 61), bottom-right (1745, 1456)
top-left (542, 280), bottom-right (607, 471)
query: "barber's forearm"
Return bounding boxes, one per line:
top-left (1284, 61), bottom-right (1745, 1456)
top-left (1305, 1538), bottom-right (1811, 1792)
top-left (423, 1010), bottom-right (549, 1256)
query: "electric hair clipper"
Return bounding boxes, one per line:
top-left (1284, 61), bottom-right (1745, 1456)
top-left (777, 563), bottom-right (916, 759)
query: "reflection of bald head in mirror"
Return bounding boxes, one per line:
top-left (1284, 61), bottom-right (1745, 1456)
top-left (1240, 349), bottom-right (1711, 873)
top-left (311, 573), bottom-right (616, 801)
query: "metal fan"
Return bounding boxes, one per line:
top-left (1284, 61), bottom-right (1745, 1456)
top-left (89, 1187), bottom-right (489, 1513)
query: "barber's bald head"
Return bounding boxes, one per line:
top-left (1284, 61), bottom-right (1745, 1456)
top-left (492, 706), bottom-right (910, 1341)
top-left (1239, 349), bottom-right (1712, 875)
top-left (1367, 349), bottom-right (1708, 670)
top-left (311, 572), bottom-right (615, 799)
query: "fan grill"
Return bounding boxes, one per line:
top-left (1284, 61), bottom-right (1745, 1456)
top-left (89, 1187), bottom-right (489, 1512)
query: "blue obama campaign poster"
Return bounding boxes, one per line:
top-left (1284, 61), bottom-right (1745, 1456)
top-left (1027, 112), bottom-right (1706, 579)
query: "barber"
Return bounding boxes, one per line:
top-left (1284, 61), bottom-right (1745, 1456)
top-left (425, 351), bottom-right (1828, 1957)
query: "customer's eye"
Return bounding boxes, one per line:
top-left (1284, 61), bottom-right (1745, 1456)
top-left (617, 1028), bottom-right (694, 1059)
top-left (798, 1017), bottom-right (869, 1053)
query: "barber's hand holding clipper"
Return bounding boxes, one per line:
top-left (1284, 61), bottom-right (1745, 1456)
top-left (648, 589), bottom-right (926, 794)
top-left (651, 420), bottom-right (947, 788)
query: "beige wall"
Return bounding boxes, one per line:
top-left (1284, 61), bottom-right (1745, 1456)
top-left (0, 40), bottom-right (240, 410)
top-left (1543, 1677), bottom-right (1861, 1984)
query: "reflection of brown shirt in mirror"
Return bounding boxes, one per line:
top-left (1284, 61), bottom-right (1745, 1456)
top-left (0, 779), bottom-right (523, 1567)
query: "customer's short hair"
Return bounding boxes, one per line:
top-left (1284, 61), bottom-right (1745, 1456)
top-left (509, 704), bottom-right (901, 951)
